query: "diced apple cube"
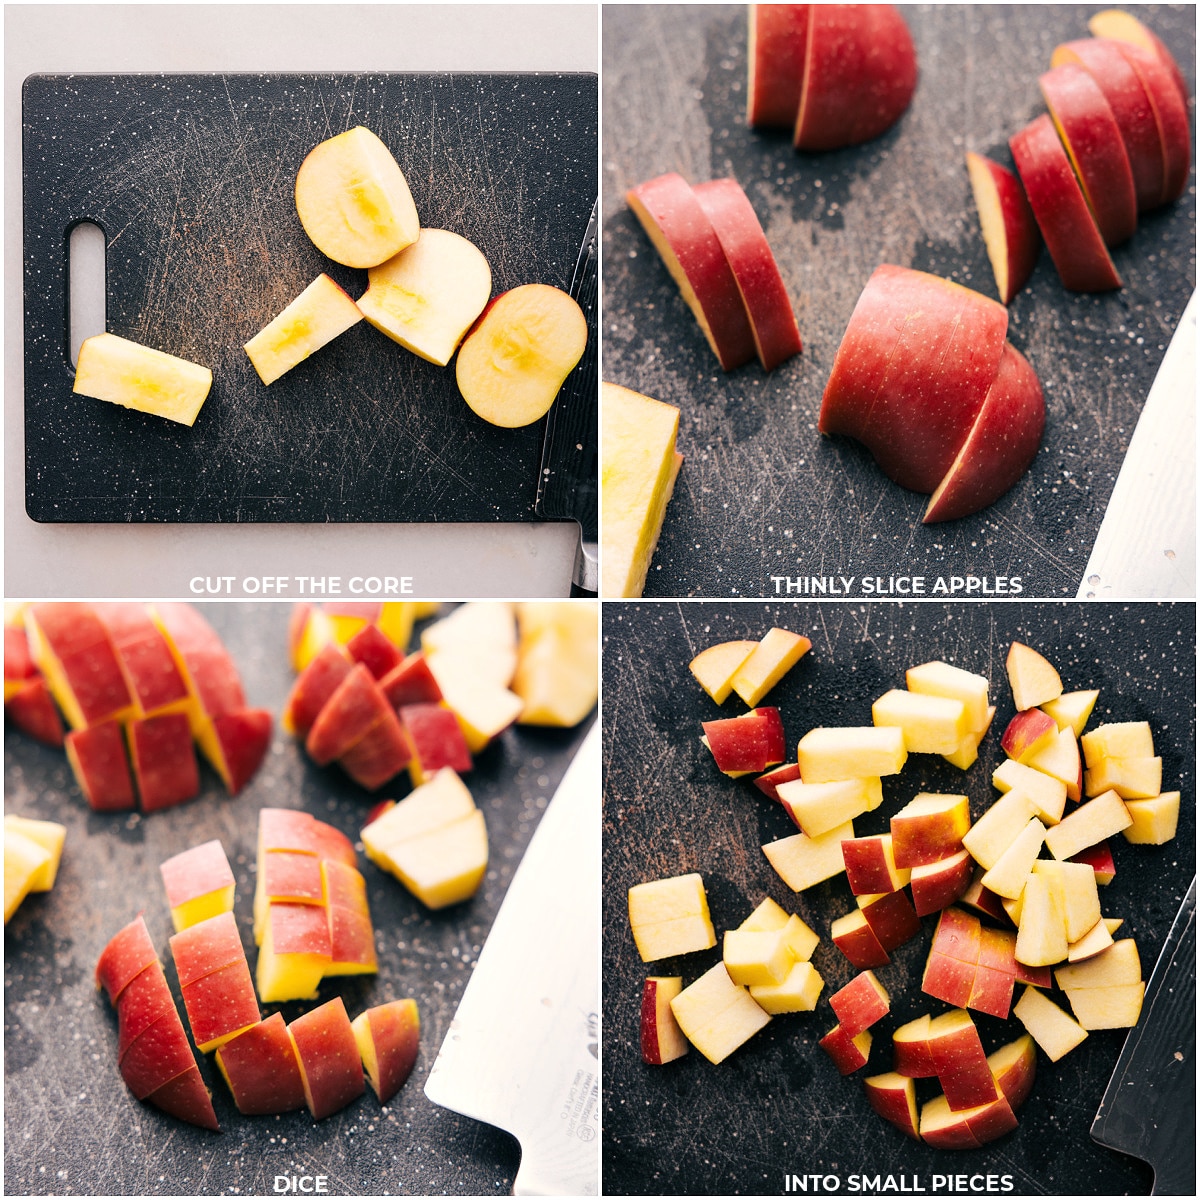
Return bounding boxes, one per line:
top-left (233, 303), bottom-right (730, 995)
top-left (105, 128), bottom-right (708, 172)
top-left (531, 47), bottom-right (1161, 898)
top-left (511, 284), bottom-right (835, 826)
top-left (872, 689), bottom-right (969, 755)
top-left (723, 928), bottom-right (794, 986)
top-left (1012, 985), bottom-right (1087, 1061)
top-left (1083, 756), bottom-right (1162, 800)
top-left (963, 790), bottom-right (1038, 870)
top-left (890, 793), bottom-right (970, 868)
top-left (1122, 791), bottom-right (1181, 844)
top-left (796, 727), bottom-right (906, 782)
top-left (905, 661), bottom-right (990, 730)
top-left (730, 628), bottom-right (811, 706)
top-left (1080, 721), bottom-right (1154, 765)
top-left (819, 1024), bottom-right (873, 1075)
top-left (1062, 982), bottom-right (1145, 1029)
top-left (627, 873), bottom-right (716, 962)
top-left (669, 962), bottom-right (772, 1064)
top-left (992, 757), bottom-right (1067, 824)
top-left (1015, 874), bottom-right (1068, 967)
top-left (829, 970), bottom-right (890, 1036)
top-left (749, 959), bottom-right (824, 1014)
top-left (1040, 689), bottom-right (1099, 736)
top-left (777, 776), bottom-right (881, 837)
top-left (640, 977), bottom-right (688, 1065)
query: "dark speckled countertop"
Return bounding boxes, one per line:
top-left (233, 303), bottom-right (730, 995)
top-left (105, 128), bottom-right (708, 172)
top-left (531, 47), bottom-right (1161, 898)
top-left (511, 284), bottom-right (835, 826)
top-left (602, 5), bottom-right (1195, 598)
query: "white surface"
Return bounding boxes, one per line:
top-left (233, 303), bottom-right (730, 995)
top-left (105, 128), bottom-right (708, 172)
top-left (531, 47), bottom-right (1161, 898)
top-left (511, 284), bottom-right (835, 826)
top-left (4, 4), bottom-right (598, 599)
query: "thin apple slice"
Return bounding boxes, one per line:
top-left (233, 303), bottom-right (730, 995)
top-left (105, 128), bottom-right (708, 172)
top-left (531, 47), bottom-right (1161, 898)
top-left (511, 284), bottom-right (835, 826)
top-left (966, 152), bottom-right (1040, 304)
top-left (1012, 984), bottom-right (1088, 1060)
top-left (73, 333), bottom-right (212, 426)
top-left (747, 4), bottom-right (810, 128)
top-left (689, 640), bottom-right (757, 704)
top-left (455, 285), bottom-right (587, 427)
top-left (1088, 10), bottom-right (1189, 112)
top-left (66, 721), bottom-right (136, 811)
top-left (1006, 640), bottom-right (1063, 711)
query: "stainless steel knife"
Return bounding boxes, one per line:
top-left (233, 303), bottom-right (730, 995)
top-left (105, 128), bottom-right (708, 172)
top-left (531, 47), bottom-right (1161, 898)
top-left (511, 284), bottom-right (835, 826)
top-left (425, 722), bottom-right (600, 1195)
top-left (1091, 877), bottom-right (1196, 1194)
top-left (1078, 290), bottom-right (1196, 599)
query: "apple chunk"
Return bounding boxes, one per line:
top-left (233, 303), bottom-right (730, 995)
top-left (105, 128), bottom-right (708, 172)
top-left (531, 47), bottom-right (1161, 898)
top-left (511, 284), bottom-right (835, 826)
top-left (1005, 641), bottom-right (1063, 711)
top-left (160, 839), bottom-right (236, 932)
top-left (669, 962), bottom-right (771, 1064)
top-left (358, 229), bottom-right (492, 367)
top-left (640, 977), bottom-right (688, 1064)
top-left (74, 333), bottom-right (212, 426)
top-left (966, 152), bottom-right (1040, 305)
top-left (352, 999), bottom-right (421, 1102)
top-left (288, 996), bottom-right (366, 1120)
top-left (215, 1013), bottom-right (307, 1115)
top-left (689, 640), bottom-right (757, 703)
top-left (294, 125), bottom-right (419, 268)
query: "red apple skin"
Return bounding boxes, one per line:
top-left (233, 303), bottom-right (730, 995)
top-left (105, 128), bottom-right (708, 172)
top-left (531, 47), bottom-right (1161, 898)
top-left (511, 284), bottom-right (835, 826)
top-left (753, 707), bottom-right (787, 765)
top-left (863, 1073), bottom-right (920, 1139)
top-left (4, 622), bottom-right (37, 684)
top-left (1114, 42), bottom-right (1191, 206)
top-left (26, 605), bottom-right (133, 727)
top-left (306, 664), bottom-right (391, 765)
top-left (1039, 64), bottom-right (1137, 246)
top-left (270, 901), bottom-right (333, 958)
top-left (829, 972), bottom-right (889, 1037)
top-left (892, 1024), bottom-right (937, 1078)
top-left (929, 1019), bottom-right (998, 1112)
top-left (128, 712), bottom-right (200, 812)
top-left (379, 652), bottom-right (443, 708)
top-left (910, 849), bottom-right (974, 916)
top-left (337, 706), bottom-right (412, 791)
top-left (692, 179), bottom-right (802, 371)
top-left (27, 602), bottom-right (110, 661)
top-left (287, 603), bottom-right (313, 670)
top-left (832, 911), bottom-right (891, 969)
top-left (794, 5), bottom-right (917, 151)
top-left (263, 851), bottom-right (325, 903)
top-left (211, 707), bottom-right (272, 795)
top-left (7, 678), bottom-right (66, 746)
top-left (626, 173), bottom-right (757, 372)
top-left (170, 911), bottom-right (246, 988)
top-left (288, 997), bottom-right (366, 1120)
top-left (1052, 39), bottom-right (1164, 212)
top-left (931, 906), bottom-right (981, 962)
top-left (842, 836), bottom-right (901, 896)
top-left (160, 840), bottom-right (234, 911)
top-left (217, 1013), bottom-right (307, 1115)
top-left (1070, 840), bottom-right (1116, 884)
top-left (990, 1035), bottom-right (1037, 1110)
top-left (1010, 114), bottom-right (1122, 292)
top-left (400, 703), bottom-right (472, 777)
top-left (967, 964), bottom-right (1015, 1020)
top-left (978, 927), bottom-right (1018, 975)
top-left (284, 643), bottom-right (353, 737)
top-left (328, 905), bottom-right (377, 971)
top-left (1013, 960), bottom-right (1052, 989)
top-left (260, 807), bottom-right (320, 853)
top-left (146, 1063), bottom-right (220, 1131)
top-left (309, 819), bottom-right (358, 869)
top-left (747, 4), bottom-right (810, 127)
top-left (966, 152), bottom-right (1040, 305)
top-left (923, 340), bottom-right (1044, 524)
top-left (922, 950), bottom-right (976, 1009)
top-left (363, 999), bottom-right (420, 1103)
top-left (119, 1009), bottom-right (200, 1099)
top-left (818, 1024), bottom-right (871, 1075)
top-left (115, 963), bottom-right (177, 1059)
top-left (97, 915), bottom-right (159, 1003)
top-left (964, 1095), bottom-right (1019, 1144)
top-left (819, 266), bottom-right (1009, 494)
top-left (1000, 708), bottom-right (1058, 761)
top-left (920, 1104), bottom-right (980, 1150)
top-left (346, 623), bottom-right (403, 680)
top-left (180, 959), bottom-right (260, 1048)
top-left (753, 761), bottom-right (802, 801)
top-left (155, 603), bottom-right (245, 717)
top-left (958, 872), bottom-right (1010, 924)
top-left (702, 712), bottom-right (779, 773)
top-left (859, 890), bottom-right (921, 951)
top-left (95, 603), bottom-right (190, 715)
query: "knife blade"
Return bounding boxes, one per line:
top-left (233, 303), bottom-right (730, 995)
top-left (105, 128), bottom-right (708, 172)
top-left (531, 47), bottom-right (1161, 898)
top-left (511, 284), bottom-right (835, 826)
top-left (1091, 877), bottom-right (1195, 1195)
top-left (536, 200), bottom-right (598, 596)
top-left (1078, 290), bottom-right (1196, 599)
top-left (424, 722), bottom-right (600, 1195)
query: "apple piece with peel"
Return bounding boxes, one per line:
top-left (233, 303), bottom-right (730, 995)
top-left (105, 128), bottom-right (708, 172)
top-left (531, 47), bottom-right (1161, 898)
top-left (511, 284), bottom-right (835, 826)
top-left (819, 1025), bottom-right (872, 1075)
top-left (1070, 840), bottom-right (1117, 884)
top-left (889, 793), bottom-right (970, 869)
top-left (841, 834), bottom-right (910, 895)
top-left (5, 678), bottom-right (66, 746)
top-left (1088, 10), bottom-right (1189, 108)
top-left (959, 870), bottom-right (1009, 924)
top-left (1006, 641), bottom-right (1063, 711)
top-left (456, 285), bottom-right (587, 428)
top-left (692, 179), bottom-right (802, 371)
top-left (379, 810), bottom-right (487, 910)
top-left (127, 712), bottom-right (200, 812)
top-left (1001, 708), bottom-right (1058, 763)
top-left (4, 622), bottom-right (38, 699)
top-left (215, 1013), bottom-right (307, 1115)
top-left (170, 910), bottom-right (246, 988)
top-left (400, 702), bottom-right (472, 785)
top-left (143, 1065), bottom-right (219, 1131)
top-left (96, 915), bottom-right (160, 1002)
top-left (831, 909), bottom-right (890, 969)
top-left (379, 652), bottom-right (443, 710)
top-left (1068, 919), bottom-right (1115, 962)
top-left (179, 958), bottom-right (261, 1052)
top-left (1040, 688), bottom-right (1100, 737)
top-left (988, 1035), bottom-right (1036, 1110)
top-left (601, 382), bottom-right (682, 598)
top-left (321, 861), bottom-right (377, 977)
top-left (627, 873), bottom-right (716, 963)
top-left (352, 999), bottom-right (421, 1101)
top-left (927, 1010), bottom-right (997, 1111)
top-left (796, 726), bottom-right (906, 782)
top-left (192, 708), bottom-right (267, 795)
top-left (703, 711), bottom-right (784, 775)
top-left (749, 959), bottom-right (824, 1014)
top-left (1009, 114), bottom-right (1122, 292)
top-left (920, 1092), bottom-right (1017, 1149)
top-left (829, 971), bottom-right (889, 1038)
top-left (892, 1014), bottom-right (936, 1078)
top-left (966, 151), bottom-right (1040, 304)
top-left (778, 776), bottom-right (881, 838)
top-left (873, 689), bottom-right (968, 755)
top-left (754, 762), bottom-right (802, 801)
top-left (747, 3), bottom-right (810, 127)
top-left (256, 901), bottom-right (332, 1003)
top-left (1044, 789), bottom-right (1133, 861)
top-left (343, 622), bottom-right (402, 681)
top-left (337, 707), bottom-right (412, 791)
top-left (287, 996), bottom-right (366, 1120)
top-left (160, 840), bottom-right (235, 933)
top-left (858, 890), bottom-right (921, 952)
top-left (74, 332), bottom-right (212, 426)
top-left (922, 949), bottom-right (976, 1010)
top-left (731, 628), bottom-right (811, 706)
top-left (905, 661), bottom-right (990, 731)
top-left (306, 663), bottom-right (392, 765)
top-left (762, 820), bottom-right (854, 892)
top-left (244, 274), bottom-right (363, 386)
top-left (670, 962), bottom-right (772, 1064)
top-left (1012, 984), bottom-right (1088, 1060)
top-left (626, 173), bottom-right (756, 371)
top-left (119, 1009), bottom-right (207, 1101)
top-left (1123, 791), bottom-right (1181, 844)
top-left (294, 126), bottom-right (419, 269)
top-left (738, 898), bottom-right (820, 962)
top-left (689, 640), bottom-right (757, 704)
top-left (358, 229), bottom-right (492, 366)
top-left (640, 977), bottom-right (688, 1064)
top-left (66, 721), bottom-right (136, 811)
top-left (284, 643), bottom-right (353, 737)
top-left (910, 850), bottom-right (973, 917)
top-left (94, 602), bottom-right (191, 719)
top-left (115, 960), bottom-right (180, 1060)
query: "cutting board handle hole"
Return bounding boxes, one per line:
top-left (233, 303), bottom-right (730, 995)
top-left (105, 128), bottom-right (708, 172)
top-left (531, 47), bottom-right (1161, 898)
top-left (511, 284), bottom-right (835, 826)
top-left (67, 220), bottom-right (106, 368)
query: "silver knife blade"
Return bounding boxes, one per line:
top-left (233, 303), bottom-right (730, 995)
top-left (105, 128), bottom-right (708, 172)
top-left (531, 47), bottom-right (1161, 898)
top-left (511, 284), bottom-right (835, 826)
top-left (425, 722), bottom-right (600, 1195)
top-left (1078, 290), bottom-right (1196, 598)
top-left (1091, 877), bottom-right (1196, 1195)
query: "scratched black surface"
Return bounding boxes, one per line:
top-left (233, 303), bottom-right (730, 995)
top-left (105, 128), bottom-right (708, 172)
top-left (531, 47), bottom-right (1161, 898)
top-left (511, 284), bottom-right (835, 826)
top-left (602, 6), bottom-right (1196, 598)
top-left (22, 72), bottom-right (597, 523)
top-left (602, 601), bottom-right (1195, 1196)
top-left (3, 603), bottom-right (593, 1196)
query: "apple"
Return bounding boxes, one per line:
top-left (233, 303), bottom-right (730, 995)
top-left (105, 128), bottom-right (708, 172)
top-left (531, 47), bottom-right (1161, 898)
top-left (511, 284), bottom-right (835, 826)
top-left (753, 762), bottom-right (803, 801)
top-left (829, 970), bottom-right (889, 1037)
top-left (455, 284), bottom-right (587, 427)
top-left (1068, 918), bottom-right (1115, 962)
top-left (145, 1066), bottom-right (220, 1131)
top-left (119, 1009), bottom-right (206, 1100)
top-left (749, 959), bottom-right (825, 1014)
top-left (857, 889), bottom-right (921, 951)
top-left (980, 816), bottom-right (1045, 900)
top-left (746, 4), bottom-right (810, 127)
top-left (905, 660), bottom-right (990, 731)
top-left (4, 830), bottom-right (52, 923)
top-left (962, 790), bottom-right (1038, 870)
top-left (626, 172), bottom-right (756, 371)
top-left (692, 179), bottom-right (802, 371)
top-left (1123, 791), bottom-right (1181, 844)
top-left (283, 644), bottom-right (352, 737)
top-left (1006, 641), bottom-right (1063, 711)
top-left (1039, 64), bottom-right (1137, 246)
top-left (831, 908), bottom-right (890, 969)
top-left (262, 850), bottom-right (325, 905)
top-left (1040, 688), bottom-right (1100, 737)
top-left (345, 622), bottom-right (404, 681)
top-left (892, 1014), bottom-right (936, 1078)
top-left (1012, 984), bottom-right (1088, 1061)
top-left (361, 766), bottom-right (473, 857)
top-left (730, 628), bottom-right (811, 706)
top-left (889, 792), bottom-right (970, 868)
top-left (259, 808), bottom-right (356, 869)
top-left (73, 332), bottom-right (212, 426)
top-left (777, 775), bottom-right (881, 837)
top-left (840, 833), bottom-right (910, 895)
top-left (1009, 114), bottom-right (1122, 292)
top-left (819, 1024), bottom-right (872, 1075)
top-left (1055, 938), bottom-right (1141, 989)
top-left (1081, 720), bottom-right (1154, 763)
top-left (4, 621), bottom-right (38, 698)
top-left (379, 652), bottom-right (443, 709)
top-left (94, 603), bottom-right (191, 718)
top-left (704, 710), bottom-right (784, 775)
top-left (1032, 858), bottom-right (1100, 943)
top-left (670, 962), bottom-right (772, 1064)
top-left (160, 839), bottom-right (235, 933)
top-left (306, 663), bottom-right (391, 765)
top-left (1070, 839), bottom-right (1116, 883)
top-left (872, 689), bottom-right (969, 755)
top-left (1063, 982), bottom-right (1145, 1030)
top-left (738, 902), bottom-right (819, 961)
top-left (640, 977), bottom-right (688, 1064)
top-left (909, 849), bottom-right (973, 916)
top-left (601, 381), bottom-right (683, 598)
top-left (723, 928), bottom-right (794, 987)
top-left (5, 678), bottom-right (65, 746)
top-left (114, 957), bottom-right (180, 1059)
top-left (988, 1035), bottom-right (1036, 1110)
top-left (322, 859), bottom-right (377, 976)
top-left (944, 705), bottom-right (995, 770)
top-left (922, 949), bottom-right (976, 1009)
top-left (1026, 726), bottom-right (1083, 802)
top-left (796, 726), bottom-right (907, 782)
top-left (762, 820), bottom-right (854, 891)
top-left (257, 901), bottom-right (333, 1003)
top-left (294, 126), bottom-right (419, 268)
top-left (127, 712), bottom-right (200, 812)
top-left (958, 870), bottom-right (1009, 923)
top-left (399, 702), bottom-right (472, 784)
top-left (178, 957), bottom-right (261, 1053)
top-left (2, 816), bottom-right (65, 894)
top-left (965, 151), bottom-right (1040, 304)
top-left (931, 906), bottom-right (981, 962)
top-left (287, 996), bottom-right (366, 1120)
top-left (422, 601), bottom-right (515, 662)
top-left (510, 601), bottom-right (598, 729)
top-left (688, 640), bottom-right (757, 704)
top-left (215, 1013), bottom-right (307, 1115)
top-left (352, 999), bottom-right (421, 1102)
top-left (967, 962), bottom-right (1015, 1020)
top-left (1015, 873), bottom-right (1068, 967)
top-left (1044, 788), bottom-right (1132, 860)
top-left (1084, 755), bottom-right (1162, 800)
top-left (1000, 708), bottom-right (1058, 762)
top-left (793, 4), bottom-right (917, 151)
top-left (96, 914), bottom-right (160, 1003)
top-left (626, 872), bottom-right (717, 962)
top-left (358, 229), bottom-right (492, 366)
top-left (920, 1092), bottom-right (1016, 1149)
top-left (992, 757), bottom-right (1067, 824)
top-left (1088, 10), bottom-right (1189, 110)
top-left (926, 1010), bottom-right (997, 1111)
top-left (169, 910), bottom-right (246, 988)
top-left (337, 706), bottom-right (412, 791)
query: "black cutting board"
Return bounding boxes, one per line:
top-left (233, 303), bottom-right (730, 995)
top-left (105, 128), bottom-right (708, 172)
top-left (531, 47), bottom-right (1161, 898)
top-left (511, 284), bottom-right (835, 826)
top-left (3, 603), bottom-right (594, 1196)
top-left (602, 5), bottom-right (1195, 598)
top-left (22, 72), bottom-right (597, 523)
top-left (602, 601), bottom-right (1196, 1195)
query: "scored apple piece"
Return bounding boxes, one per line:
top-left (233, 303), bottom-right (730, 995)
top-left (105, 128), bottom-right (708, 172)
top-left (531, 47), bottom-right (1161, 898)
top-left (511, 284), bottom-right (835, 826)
top-left (5, 677), bottom-right (66, 746)
top-left (641, 977), bottom-right (688, 1064)
top-left (1031, 859), bottom-right (1100, 943)
top-left (294, 125), bottom-right (419, 269)
top-left (74, 333), bottom-right (212, 426)
top-left (352, 999), bottom-right (421, 1102)
top-left (703, 709), bottom-right (785, 776)
top-left (919, 1092), bottom-right (1016, 1150)
top-left (891, 1014), bottom-right (936, 1078)
top-left (66, 721), bottom-right (137, 811)
top-left (455, 285), bottom-right (587, 428)
top-left (1015, 873), bottom-right (1068, 968)
top-left (966, 151), bottom-right (1040, 304)
top-left (127, 712), bottom-right (200, 812)
top-left (215, 1013), bottom-right (307, 1115)
top-left (910, 849), bottom-right (974, 917)
top-left (754, 762), bottom-right (802, 801)
top-left (762, 820), bottom-right (854, 892)
top-left (256, 901), bottom-right (332, 1003)
top-left (1088, 10), bottom-right (1189, 108)
top-left (94, 602), bottom-right (192, 720)
top-left (669, 962), bottom-right (772, 1064)
top-left (160, 840), bottom-right (235, 933)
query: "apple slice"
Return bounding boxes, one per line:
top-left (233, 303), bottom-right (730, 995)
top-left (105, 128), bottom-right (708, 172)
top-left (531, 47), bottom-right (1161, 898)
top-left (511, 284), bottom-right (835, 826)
top-left (358, 229), bottom-right (492, 366)
top-left (796, 726), bottom-right (906, 782)
top-left (455, 284), bottom-right (587, 428)
top-left (1009, 114), bottom-right (1122, 292)
top-left (753, 762), bottom-right (802, 801)
top-left (510, 601), bottom-right (598, 728)
top-left (306, 663), bottom-right (392, 765)
top-left (640, 977), bottom-right (688, 1064)
top-left (966, 152), bottom-right (1040, 305)
top-left (747, 4), bottom-right (810, 127)
top-left (177, 958), bottom-right (261, 1053)
top-left (1012, 984), bottom-right (1088, 1061)
top-left (988, 1035), bottom-right (1036, 1111)
top-left (1015, 873), bottom-right (1069, 967)
top-left (841, 833), bottom-right (910, 895)
top-left (892, 1014), bottom-right (936, 1078)
top-left (1044, 788), bottom-right (1132, 861)
top-left (777, 776), bottom-right (881, 837)
top-left (1000, 708), bottom-right (1058, 762)
top-left (399, 702), bottom-right (472, 784)
top-left (1081, 720), bottom-right (1154, 763)
top-left (256, 901), bottom-right (332, 1003)
top-left (627, 873), bottom-right (717, 962)
top-left (963, 790), bottom-right (1038, 870)
top-left (626, 172), bottom-right (756, 371)
top-left (872, 689), bottom-right (969, 755)
top-left (160, 840), bottom-right (235, 932)
top-left (2, 816), bottom-right (65, 894)
top-left (215, 1013), bottom-right (307, 1115)
top-left (692, 179), bottom-right (802, 371)
top-left (65, 721), bottom-right (136, 811)
top-left (1006, 641), bottom-right (1063, 711)
top-left (1027, 726), bottom-right (1083, 802)
top-left (352, 999), bottom-right (421, 1101)
top-left (321, 860), bottom-right (377, 977)
top-left (730, 628), bottom-right (811, 706)
top-left (244, 274), bottom-right (364, 386)
top-left (1083, 755), bottom-right (1162, 800)
top-left (379, 652), bottom-right (443, 709)
top-left (1123, 791), bottom-right (1181, 844)
top-left (889, 793), bottom-right (970, 868)
top-left (1070, 839), bottom-right (1116, 884)
top-left (926, 1010), bottom-right (997, 1112)
top-left (337, 706), bottom-right (412, 791)
top-left (1063, 982), bottom-right (1145, 1029)
top-left (94, 602), bottom-right (191, 719)
top-left (993, 757), bottom-right (1067, 824)
top-left (980, 816), bottom-right (1045, 900)
top-left (670, 962), bottom-right (772, 1064)
top-left (919, 1092), bottom-right (1016, 1149)
top-left (4, 830), bottom-right (52, 923)
top-left (288, 996), bottom-right (366, 1119)
top-left (909, 849), bottom-right (973, 916)
top-left (96, 915), bottom-right (160, 1002)
top-left (905, 660), bottom-right (990, 731)
top-left (858, 890), bottom-right (921, 951)
top-left (1041, 688), bottom-right (1100, 737)
top-left (294, 126), bottom-right (419, 268)
top-left (863, 1072), bottom-right (920, 1140)
top-left (762, 820), bottom-right (854, 892)
top-left (73, 332), bottom-right (212, 426)
top-left (5, 678), bottom-right (65, 746)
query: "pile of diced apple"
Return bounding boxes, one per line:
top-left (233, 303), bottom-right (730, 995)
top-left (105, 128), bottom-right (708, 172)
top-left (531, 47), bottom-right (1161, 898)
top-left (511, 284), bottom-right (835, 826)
top-left (968, 9), bottom-right (1190, 298)
top-left (3, 814), bottom-right (66, 925)
top-left (4, 603), bottom-right (272, 812)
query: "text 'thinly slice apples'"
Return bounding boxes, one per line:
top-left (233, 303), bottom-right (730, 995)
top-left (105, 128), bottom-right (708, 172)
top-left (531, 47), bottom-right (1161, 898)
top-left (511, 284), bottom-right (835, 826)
top-left (455, 285), bottom-right (587, 427)
top-left (626, 172), bottom-right (757, 371)
top-left (244, 273), bottom-right (364, 386)
top-left (965, 151), bottom-right (1041, 305)
top-left (73, 333), bottom-right (212, 427)
top-left (294, 125), bottom-right (420, 269)
top-left (358, 229), bottom-right (492, 367)
top-left (691, 179), bottom-right (802, 371)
